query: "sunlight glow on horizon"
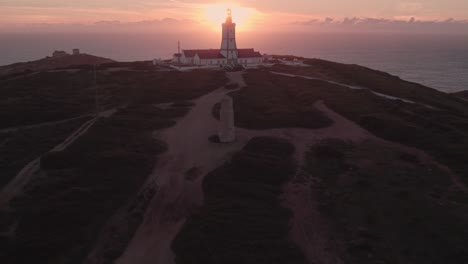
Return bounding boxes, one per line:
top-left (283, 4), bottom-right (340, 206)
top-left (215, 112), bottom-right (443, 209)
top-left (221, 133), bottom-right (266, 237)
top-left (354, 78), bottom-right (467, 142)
top-left (0, 1), bottom-right (468, 33)
top-left (201, 4), bottom-right (259, 32)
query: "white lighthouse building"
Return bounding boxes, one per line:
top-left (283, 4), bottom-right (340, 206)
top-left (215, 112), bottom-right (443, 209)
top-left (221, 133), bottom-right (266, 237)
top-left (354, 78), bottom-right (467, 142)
top-left (220, 9), bottom-right (238, 63)
top-left (173, 9), bottom-right (262, 66)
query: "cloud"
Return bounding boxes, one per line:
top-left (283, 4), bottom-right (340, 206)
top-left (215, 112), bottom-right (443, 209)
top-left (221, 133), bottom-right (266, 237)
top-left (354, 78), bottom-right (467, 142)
top-left (342, 17), bottom-right (360, 25)
top-left (324, 17), bottom-right (334, 24)
top-left (0, 18), bottom-right (202, 33)
top-left (291, 17), bottom-right (468, 33)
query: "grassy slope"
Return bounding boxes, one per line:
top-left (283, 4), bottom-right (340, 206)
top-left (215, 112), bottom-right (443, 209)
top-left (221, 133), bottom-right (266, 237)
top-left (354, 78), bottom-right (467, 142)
top-left (1, 60), bottom-right (466, 263)
top-left (0, 117), bottom-right (91, 188)
top-left (229, 70), bottom-right (333, 129)
top-left (242, 69), bottom-right (468, 183)
top-left (236, 69), bottom-right (468, 263)
top-left (271, 60), bottom-right (468, 115)
top-left (0, 71), bottom-right (96, 128)
top-left (4, 105), bottom-right (175, 264)
top-left (452, 90), bottom-right (468, 100)
top-left (1, 69), bottom-right (227, 264)
top-left (172, 137), bottom-right (306, 264)
top-left (0, 54), bottom-right (115, 76)
top-left (0, 69), bottom-right (227, 129)
top-left (93, 69), bottom-right (227, 108)
top-left (305, 139), bottom-right (468, 264)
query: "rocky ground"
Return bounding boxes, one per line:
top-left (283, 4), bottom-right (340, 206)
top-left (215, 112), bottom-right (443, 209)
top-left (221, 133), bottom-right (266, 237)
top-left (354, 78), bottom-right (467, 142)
top-left (1, 58), bottom-right (467, 264)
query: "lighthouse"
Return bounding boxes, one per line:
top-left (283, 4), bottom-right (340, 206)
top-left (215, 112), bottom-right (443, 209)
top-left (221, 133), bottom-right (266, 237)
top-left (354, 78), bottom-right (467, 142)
top-left (173, 8), bottom-right (262, 66)
top-left (220, 9), bottom-right (238, 64)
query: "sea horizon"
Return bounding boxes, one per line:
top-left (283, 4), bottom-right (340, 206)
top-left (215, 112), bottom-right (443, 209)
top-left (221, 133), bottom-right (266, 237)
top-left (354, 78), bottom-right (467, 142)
top-left (1, 31), bottom-right (467, 93)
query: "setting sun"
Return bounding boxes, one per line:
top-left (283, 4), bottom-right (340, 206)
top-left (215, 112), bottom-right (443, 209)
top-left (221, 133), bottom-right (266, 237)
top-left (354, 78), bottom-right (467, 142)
top-left (202, 4), bottom-right (257, 31)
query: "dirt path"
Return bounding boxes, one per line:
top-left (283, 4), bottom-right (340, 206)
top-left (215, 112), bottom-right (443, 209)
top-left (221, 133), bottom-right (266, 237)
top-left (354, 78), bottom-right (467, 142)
top-left (0, 109), bottom-right (117, 208)
top-left (236, 100), bottom-right (372, 161)
top-left (236, 98), bottom-right (463, 264)
top-left (0, 115), bottom-right (92, 134)
top-left (0, 71), bottom-right (40, 81)
top-left (116, 72), bottom-right (249, 264)
top-left (255, 102), bottom-right (466, 264)
top-left (0, 107), bottom-right (117, 134)
top-left (116, 70), bottom-right (374, 264)
top-left (114, 70), bottom-right (465, 264)
top-left (233, 101), bottom-right (371, 264)
top-left (0, 117), bottom-right (97, 208)
top-left (271, 71), bottom-right (419, 105)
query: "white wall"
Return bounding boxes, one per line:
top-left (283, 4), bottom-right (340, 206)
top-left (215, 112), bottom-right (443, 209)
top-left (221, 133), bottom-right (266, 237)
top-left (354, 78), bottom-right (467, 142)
top-left (238, 57), bottom-right (263, 65)
top-left (204, 59), bottom-right (225, 66)
top-left (181, 54), bottom-right (194, 64)
top-left (194, 56), bottom-right (226, 66)
top-left (182, 53), bottom-right (261, 65)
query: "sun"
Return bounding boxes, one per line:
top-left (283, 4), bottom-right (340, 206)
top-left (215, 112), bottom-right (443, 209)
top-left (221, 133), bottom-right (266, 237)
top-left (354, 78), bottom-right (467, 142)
top-left (202, 4), bottom-right (256, 31)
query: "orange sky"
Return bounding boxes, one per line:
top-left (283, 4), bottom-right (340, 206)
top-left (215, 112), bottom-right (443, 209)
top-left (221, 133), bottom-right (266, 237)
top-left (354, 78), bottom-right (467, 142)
top-left (1, 1), bottom-right (468, 33)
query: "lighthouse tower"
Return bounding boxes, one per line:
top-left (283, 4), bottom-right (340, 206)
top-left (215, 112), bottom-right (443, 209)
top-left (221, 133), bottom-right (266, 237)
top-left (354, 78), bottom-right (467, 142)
top-left (220, 9), bottom-right (238, 64)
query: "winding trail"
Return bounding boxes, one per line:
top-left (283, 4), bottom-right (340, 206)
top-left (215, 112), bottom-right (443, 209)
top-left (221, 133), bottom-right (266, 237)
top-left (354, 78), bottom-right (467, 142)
top-left (0, 117), bottom-right (98, 208)
top-left (0, 109), bottom-right (116, 208)
top-left (2, 67), bottom-right (462, 264)
top-left (116, 72), bottom-right (249, 264)
top-left (235, 101), bottom-right (372, 264)
top-left (271, 71), bottom-right (420, 105)
top-left (0, 115), bottom-right (93, 134)
top-left (116, 70), bottom-right (373, 264)
top-left (117, 69), bottom-right (463, 264)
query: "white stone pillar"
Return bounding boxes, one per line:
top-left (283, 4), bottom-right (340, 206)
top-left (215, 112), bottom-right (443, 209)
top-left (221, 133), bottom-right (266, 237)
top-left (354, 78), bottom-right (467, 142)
top-left (218, 96), bottom-right (236, 143)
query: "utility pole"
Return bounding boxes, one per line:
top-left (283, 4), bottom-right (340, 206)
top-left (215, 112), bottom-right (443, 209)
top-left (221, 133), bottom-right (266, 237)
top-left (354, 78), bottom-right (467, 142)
top-left (178, 40), bottom-right (181, 64)
top-left (93, 64), bottom-right (99, 116)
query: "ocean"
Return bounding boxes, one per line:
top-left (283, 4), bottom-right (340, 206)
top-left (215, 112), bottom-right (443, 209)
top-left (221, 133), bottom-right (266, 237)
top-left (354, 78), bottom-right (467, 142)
top-left (1, 32), bottom-right (467, 93)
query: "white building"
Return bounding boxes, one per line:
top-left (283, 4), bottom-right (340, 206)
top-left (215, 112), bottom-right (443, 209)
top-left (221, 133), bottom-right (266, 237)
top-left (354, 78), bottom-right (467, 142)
top-left (173, 9), bottom-right (262, 66)
top-left (52, 50), bottom-right (69, 58)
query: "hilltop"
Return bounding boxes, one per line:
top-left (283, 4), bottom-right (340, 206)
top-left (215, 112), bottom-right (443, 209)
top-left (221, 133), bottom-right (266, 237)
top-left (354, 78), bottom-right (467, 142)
top-left (453, 90), bottom-right (468, 100)
top-left (1, 57), bottom-right (468, 264)
top-left (0, 52), bottom-right (115, 77)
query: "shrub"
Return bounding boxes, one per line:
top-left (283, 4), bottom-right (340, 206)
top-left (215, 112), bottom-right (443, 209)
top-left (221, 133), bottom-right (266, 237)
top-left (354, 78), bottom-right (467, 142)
top-left (172, 137), bottom-right (305, 264)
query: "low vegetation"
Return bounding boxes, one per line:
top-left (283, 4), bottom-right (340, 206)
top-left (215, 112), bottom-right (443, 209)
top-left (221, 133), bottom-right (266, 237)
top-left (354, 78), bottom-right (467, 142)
top-left (305, 139), bottom-right (468, 264)
top-left (172, 137), bottom-right (306, 264)
top-left (98, 69), bottom-right (227, 104)
top-left (0, 68), bottom-right (226, 129)
top-left (2, 57), bottom-right (467, 264)
top-left (0, 117), bottom-right (91, 188)
top-left (452, 90), bottom-right (468, 100)
top-left (229, 70), bottom-right (333, 129)
top-left (243, 69), bottom-right (468, 183)
top-left (0, 64), bottom-right (227, 263)
top-left (0, 71), bottom-right (96, 128)
top-left (2, 104), bottom-right (186, 264)
top-left (0, 54), bottom-right (114, 76)
top-left (271, 60), bottom-right (468, 114)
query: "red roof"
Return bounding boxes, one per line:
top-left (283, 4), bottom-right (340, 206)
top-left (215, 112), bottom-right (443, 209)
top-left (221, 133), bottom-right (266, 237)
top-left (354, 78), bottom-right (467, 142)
top-left (196, 49), bottom-right (226, 59)
top-left (183, 49), bottom-right (225, 59)
top-left (238, 49), bottom-right (262, 58)
top-left (182, 50), bottom-right (198, 58)
top-left (182, 48), bottom-right (262, 59)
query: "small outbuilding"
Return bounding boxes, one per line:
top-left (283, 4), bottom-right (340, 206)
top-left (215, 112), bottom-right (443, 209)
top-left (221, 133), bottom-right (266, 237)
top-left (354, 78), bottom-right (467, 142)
top-left (52, 50), bottom-right (69, 58)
